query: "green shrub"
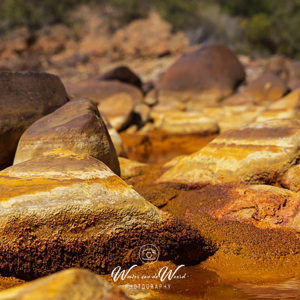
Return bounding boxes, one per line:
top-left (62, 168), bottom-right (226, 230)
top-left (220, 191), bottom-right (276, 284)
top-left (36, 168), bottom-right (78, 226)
top-left (153, 0), bottom-right (200, 29)
top-left (0, 0), bottom-right (86, 30)
top-left (1, 0), bottom-right (300, 57)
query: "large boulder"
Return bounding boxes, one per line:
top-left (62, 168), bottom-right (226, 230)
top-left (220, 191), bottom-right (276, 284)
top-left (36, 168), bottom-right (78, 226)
top-left (158, 44), bottom-right (245, 109)
top-left (13, 98), bottom-right (120, 175)
top-left (0, 150), bottom-right (205, 279)
top-left (158, 119), bottom-right (300, 186)
top-left (0, 71), bottom-right (68, 169)
top-left (0, 268), bottom-right (132, 300)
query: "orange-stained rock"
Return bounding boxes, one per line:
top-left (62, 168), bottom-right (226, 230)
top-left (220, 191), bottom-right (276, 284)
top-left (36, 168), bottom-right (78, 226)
top-left (0, 150), bottom-right (206, 279)
top-left (150, 111), bottom-right (219, 135)
top-left (120, 131), bottom-right (216, 164)
top-left (0, 276), bottom-right (24, 292)
top-left (202, 104), bottom-right (264, 132)
top-left (98, 93), bottom-right (134, 131)
top-left (0, 71), bottom-right (69, 169)
top-left (164, 183), bottom-right (300, 231)
top-left (221, 93), bottom-right (253, 106)
top-left (243, 71), bottom-right (288, 104)
top-left (101, 115), bottom-right (127, 157)
top-left (158, 119), bottom-right (300, 186)
top-left (158, 44), bottom-right (245, 108)
top-left (281, 164), bottom-right (300, 192)
top-left (119, 157), bottom-right (149, 179)
top-left (256, 88), bottom-right (300, 122)
top-left (14, 99), bottom-right (120, 175)
top-left (201, 184), bottom-right (300, 231)
top-left (108, 128), bottom-right (126, 157)
top-left (162, 184), bottom-right (300, 281)
top-left (0, 268), bottom-right (132, 300)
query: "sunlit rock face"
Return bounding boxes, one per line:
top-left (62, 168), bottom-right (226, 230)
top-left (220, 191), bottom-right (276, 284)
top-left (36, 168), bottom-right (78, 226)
top-left (0, 150), bottom-right (207, 279)
top-left (14, 98), bottom-right (120, 175)
top-left (158, 119), bottom-right (300, 186)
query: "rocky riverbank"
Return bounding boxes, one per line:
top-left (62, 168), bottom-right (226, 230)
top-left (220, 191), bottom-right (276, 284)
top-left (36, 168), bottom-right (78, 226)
top-left (0, 8), bottom-right (300, 300)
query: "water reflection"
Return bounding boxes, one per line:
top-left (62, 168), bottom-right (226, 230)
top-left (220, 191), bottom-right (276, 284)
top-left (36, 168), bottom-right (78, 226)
top-left (129, 264), bottom-right (300, 300)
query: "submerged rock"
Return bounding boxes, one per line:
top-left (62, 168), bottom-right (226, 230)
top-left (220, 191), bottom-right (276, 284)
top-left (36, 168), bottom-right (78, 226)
top-left (0, 268), bottom-right (132, 300)
top-left (162, 184), bottom-right (300, 281)
top-left (193, 184), bottom-right (300, 231)
top-left (158, 119), bottom-right (300, 186)
top-left (0, 71), bottom-right (68, 169)
top-left (14, 98), bottom-right (120, 175)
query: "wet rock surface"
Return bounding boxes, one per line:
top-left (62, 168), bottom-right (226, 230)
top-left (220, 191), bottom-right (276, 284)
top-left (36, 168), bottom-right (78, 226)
top-left (160, 184), bottom-right (300, 282)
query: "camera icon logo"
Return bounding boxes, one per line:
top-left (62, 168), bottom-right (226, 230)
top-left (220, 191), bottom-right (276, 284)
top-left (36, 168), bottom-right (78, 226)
top-left (139, 244), bottom-right (159, 264)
